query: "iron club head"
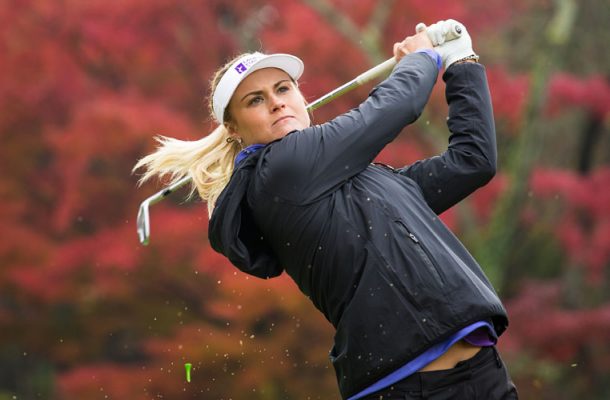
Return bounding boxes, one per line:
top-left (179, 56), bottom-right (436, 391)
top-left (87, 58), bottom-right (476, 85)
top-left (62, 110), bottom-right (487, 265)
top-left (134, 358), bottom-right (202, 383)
top-left (137, 199), bottom-right (151, 245)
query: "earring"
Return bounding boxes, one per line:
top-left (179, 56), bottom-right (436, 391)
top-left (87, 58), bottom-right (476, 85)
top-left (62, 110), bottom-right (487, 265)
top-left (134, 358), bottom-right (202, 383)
top-left (226, 137), bottom-right (244, 148)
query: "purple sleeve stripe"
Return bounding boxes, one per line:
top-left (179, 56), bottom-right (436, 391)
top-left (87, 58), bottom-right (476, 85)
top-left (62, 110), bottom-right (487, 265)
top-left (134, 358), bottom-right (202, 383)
top-left (415, 49), bottom-right (442, 71)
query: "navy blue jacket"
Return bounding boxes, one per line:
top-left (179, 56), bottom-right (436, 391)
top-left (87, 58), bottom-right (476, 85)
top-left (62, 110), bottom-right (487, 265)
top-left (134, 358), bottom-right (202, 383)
top-left (209, 53), bottom-right (509, 399)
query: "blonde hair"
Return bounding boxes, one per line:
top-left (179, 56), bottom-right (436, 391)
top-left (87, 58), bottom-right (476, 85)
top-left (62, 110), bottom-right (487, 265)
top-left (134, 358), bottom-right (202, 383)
top-left (133, 53), bottom-right (251, 216)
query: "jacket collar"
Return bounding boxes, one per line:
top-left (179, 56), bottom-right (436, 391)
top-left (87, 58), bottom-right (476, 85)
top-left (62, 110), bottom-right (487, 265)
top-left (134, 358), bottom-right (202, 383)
top-left (234, 143), bottom-right (266, 167)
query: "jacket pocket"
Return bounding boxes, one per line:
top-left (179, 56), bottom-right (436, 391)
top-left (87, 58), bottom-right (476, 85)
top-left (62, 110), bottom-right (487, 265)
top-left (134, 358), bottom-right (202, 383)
top-left (396, 220), bottom-right (446, 288)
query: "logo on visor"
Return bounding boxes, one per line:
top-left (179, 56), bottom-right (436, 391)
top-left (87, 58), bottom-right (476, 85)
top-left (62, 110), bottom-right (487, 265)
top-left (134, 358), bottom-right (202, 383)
top-left (235, 63), bottom-right (247, 74)
top-left (235, 57), bottom-right (259, 74)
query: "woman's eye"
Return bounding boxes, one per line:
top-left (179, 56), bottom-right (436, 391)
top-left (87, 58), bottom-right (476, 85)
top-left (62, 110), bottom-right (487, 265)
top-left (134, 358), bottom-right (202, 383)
top-left (278, 85), bottom-right (290, 93)
top-left (248, 96), bottom-right (263, 106)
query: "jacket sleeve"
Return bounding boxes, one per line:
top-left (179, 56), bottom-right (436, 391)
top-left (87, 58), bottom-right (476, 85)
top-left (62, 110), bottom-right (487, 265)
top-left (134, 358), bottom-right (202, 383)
top-left (259, 52), bottom-right (439, 203)
top-left (396, 62), bottom-right (497, 214)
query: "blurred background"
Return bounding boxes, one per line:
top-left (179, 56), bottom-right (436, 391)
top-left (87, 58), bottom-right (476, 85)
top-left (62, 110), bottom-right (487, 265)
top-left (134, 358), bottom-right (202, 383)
top-left (1, 0), bottom-right (609, 398)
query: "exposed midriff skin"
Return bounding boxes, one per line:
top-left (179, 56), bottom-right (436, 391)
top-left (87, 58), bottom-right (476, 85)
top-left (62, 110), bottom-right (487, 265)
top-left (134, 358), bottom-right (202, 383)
top-left (418, 340), bottom-right (482, 372)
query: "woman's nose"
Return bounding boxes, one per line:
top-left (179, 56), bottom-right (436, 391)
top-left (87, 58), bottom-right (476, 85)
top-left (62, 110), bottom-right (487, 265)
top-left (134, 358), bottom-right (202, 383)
top-left (269, 95), bottom-right (286, 112)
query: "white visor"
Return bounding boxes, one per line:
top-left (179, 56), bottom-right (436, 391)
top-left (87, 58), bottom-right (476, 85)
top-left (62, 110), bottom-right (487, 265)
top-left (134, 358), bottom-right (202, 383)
top-left (212, 52), bottom-right (304, 124)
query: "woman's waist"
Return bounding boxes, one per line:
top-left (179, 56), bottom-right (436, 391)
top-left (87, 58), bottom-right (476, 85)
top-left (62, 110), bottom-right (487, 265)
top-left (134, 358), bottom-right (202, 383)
top-left (418, 340), bottom-right (482, 372)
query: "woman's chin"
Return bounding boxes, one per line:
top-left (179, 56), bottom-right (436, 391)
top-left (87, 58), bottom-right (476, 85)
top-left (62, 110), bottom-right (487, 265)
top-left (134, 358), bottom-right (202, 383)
top-left (275, 120), bottom-right (305, 137)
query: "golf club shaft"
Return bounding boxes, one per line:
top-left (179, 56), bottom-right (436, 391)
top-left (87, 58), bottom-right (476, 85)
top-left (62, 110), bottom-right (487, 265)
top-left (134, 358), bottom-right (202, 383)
top-left (137, 22), bottom-right (465, 244)
top-left (308, 57), bottom-right (396, 110)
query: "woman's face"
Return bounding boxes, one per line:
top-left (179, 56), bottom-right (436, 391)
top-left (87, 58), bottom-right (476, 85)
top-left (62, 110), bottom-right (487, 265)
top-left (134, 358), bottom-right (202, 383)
top-left (226, 68), bottom-right (310, 146)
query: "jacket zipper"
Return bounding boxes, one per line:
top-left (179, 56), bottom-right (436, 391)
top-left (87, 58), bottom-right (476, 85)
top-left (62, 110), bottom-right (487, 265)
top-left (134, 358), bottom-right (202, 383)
top-left (406, 230), bottom-right (446, 288)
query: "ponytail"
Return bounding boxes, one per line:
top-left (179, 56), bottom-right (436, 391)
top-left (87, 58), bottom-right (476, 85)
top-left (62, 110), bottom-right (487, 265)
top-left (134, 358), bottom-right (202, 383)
top-left (133, 125), bottom-right (241, 216)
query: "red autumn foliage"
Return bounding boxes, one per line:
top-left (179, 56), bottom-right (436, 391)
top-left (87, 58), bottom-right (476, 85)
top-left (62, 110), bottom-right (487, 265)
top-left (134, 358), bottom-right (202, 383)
top-left (546, 73), bottom-right (610, 119)
top-left (530, 168), bottom-right (610, 284)
top-left (59, 364), bottom-right (152, 400)
top-left (504, 281), bottom-right (610, 359)
top-left (486, 68), bottom-right (530, 130)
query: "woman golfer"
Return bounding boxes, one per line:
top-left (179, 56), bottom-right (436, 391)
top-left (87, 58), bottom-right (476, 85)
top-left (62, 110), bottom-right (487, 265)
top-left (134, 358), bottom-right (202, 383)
top-left (136, 19), bottom-right (518, 400)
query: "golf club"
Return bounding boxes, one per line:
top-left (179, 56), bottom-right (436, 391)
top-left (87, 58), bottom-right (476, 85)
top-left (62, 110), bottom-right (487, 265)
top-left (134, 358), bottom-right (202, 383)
top-left (136, 24), bottom-right (463, 245)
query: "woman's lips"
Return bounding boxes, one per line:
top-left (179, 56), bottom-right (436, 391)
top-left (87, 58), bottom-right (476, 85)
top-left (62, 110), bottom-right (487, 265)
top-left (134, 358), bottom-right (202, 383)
top-left (273, 115), bottom-right (294, 125)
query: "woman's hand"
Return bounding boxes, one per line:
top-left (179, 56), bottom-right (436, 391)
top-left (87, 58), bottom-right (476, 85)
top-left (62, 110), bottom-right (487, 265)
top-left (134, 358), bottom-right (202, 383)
top-left (416, 19), bottom-right (478, 69)
top-left (393, 31), bottom-right (433, 62)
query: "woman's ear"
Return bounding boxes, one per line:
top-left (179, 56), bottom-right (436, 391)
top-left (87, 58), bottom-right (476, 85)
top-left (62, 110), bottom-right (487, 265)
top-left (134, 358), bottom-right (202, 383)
top-left (224, 122), bottom-right (244, 146)
top-left (224, 121), bottom-right (237, 136)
